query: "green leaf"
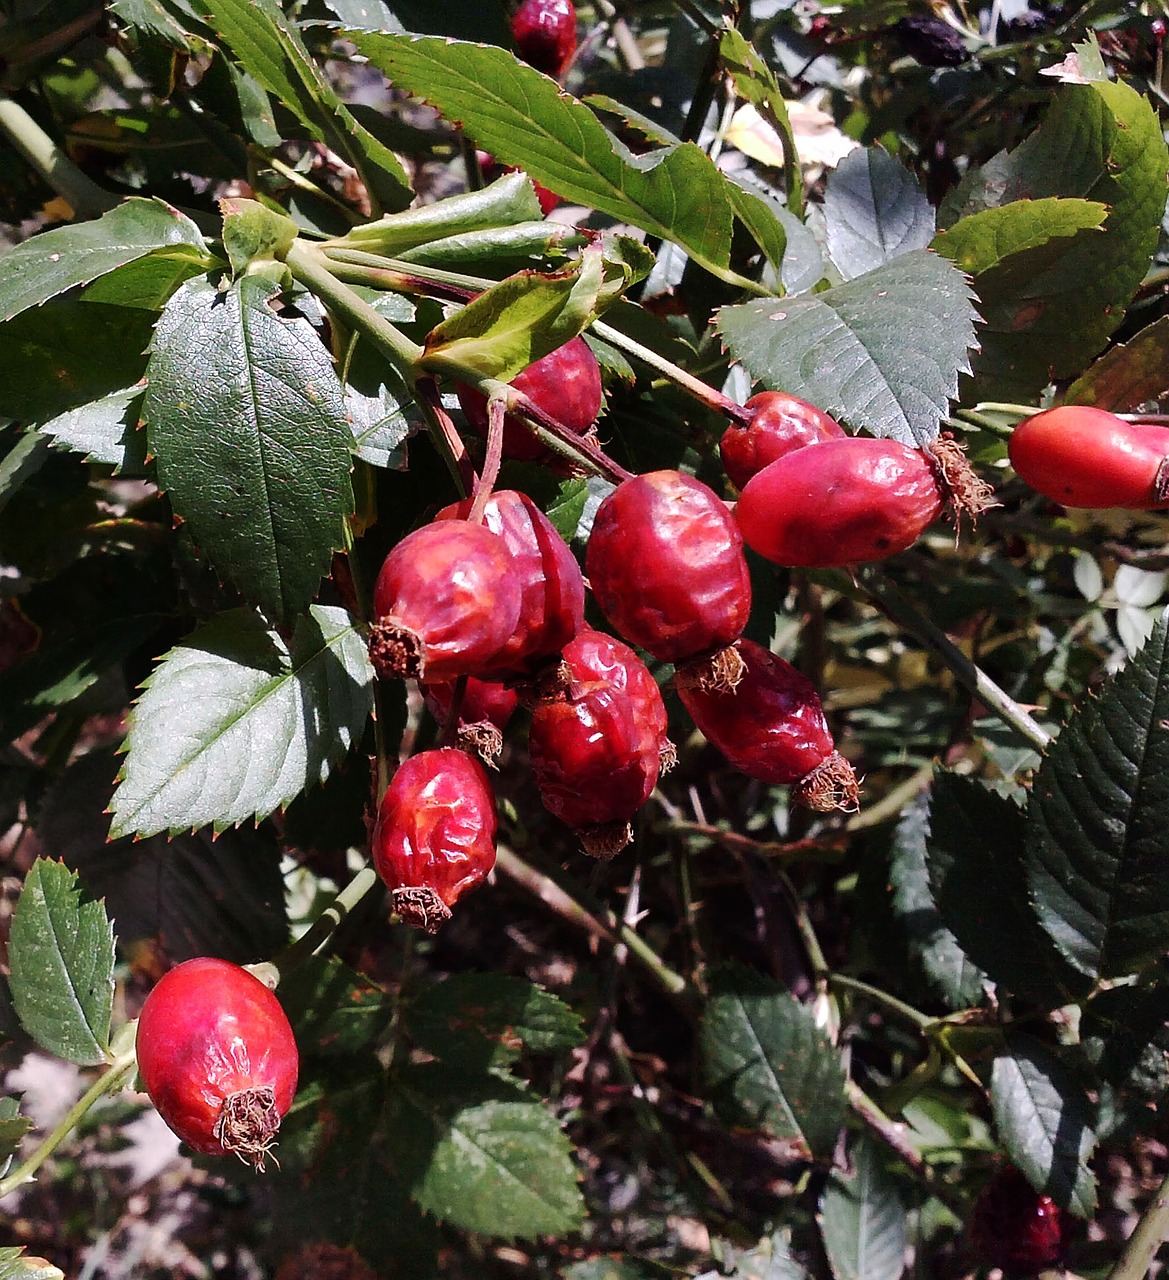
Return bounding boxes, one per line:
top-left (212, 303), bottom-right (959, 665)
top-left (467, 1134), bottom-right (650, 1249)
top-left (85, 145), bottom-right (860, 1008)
top-left (109, 0), bottom-right (196, 48)
top-left (36, 385), bottom-right (147, 473)
top-left (0, 433), bottom-right (50, 519)
top-left (990, 1034), bottom-right (1097, 1218)
top-left (715, 251), bottom-right (978, 445)
top-left (399, 221), bottom-right (589, 277)
top-left (932, 198), bottom-right (1108, 276)
top-left (818, 1137), bottom-right (906, 1280)
top-left (322, 0), bottom-right (402, 31)
top-left (8, 858), bottom-right (114, 1065)
top-left (1080, 984), bottom-right (1169, 1099)
top-left (144, 274), bottom-right (354, 623)
top-left (926, 771), bottom-right (1090, 1006)
top-left (79, 249), bottom-right (214, 310)
top-left (726, 181), bottom-right (788, 276)
top-left (1065, 315), bottom-right (1169, 410)
top-left (347, 33), bottom-right (739, 281)
top-left (701, 964), bottom-right (846, 1161)
top-left (703, 1232), bottom-right (810, 1280)
top-left (406, 973), bottom-right (583, 1070)
top-left (887, 792), bottom-right (988, 1010)
top-left (391, 1063), bottom-right (584, 1239)
top-left (823, 148), bottom-right (934, 280)
top-left (0, 197), bottom-right (210, 325)
top-left (220, 197), bottom-right (299, 275)
top-left (109, 604), bottom-right (372, 837)
top-left (191, 0), bottom-right (413, 210)
top-left (278, 957), bottom-right (394, 1057)
top-left (1025, 610), bottom-right (1169, 980)
top-left (544, 476), bottom-right (591, 542)
top-left (0, 1098), bottom-right (33, 1172)
top-left (0, 1249), bottom-right (65, 1280)
top-left (939, 81), bottom-right (1168, 400)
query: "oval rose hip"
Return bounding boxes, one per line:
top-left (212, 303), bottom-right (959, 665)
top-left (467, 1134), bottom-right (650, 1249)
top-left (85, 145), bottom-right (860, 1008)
top-left (720, 391), bottom-right (846, 491)
top-left (372, 747), bottom-right (498, 933)
top-left (969, 1165), bottom-right (1070, 1274)
top-left (456, 336), bottom-right (602, 462)
top-left (422, 677), bottom-right (519, 766)
top-left (511, 0), bottom-right (577, 76)
top-left (676, 638), bottom-right (858, 812)
top-left (1008, 404), bottom-right (1169, 509)
top-left (369, 521), bottom-right (522, 683)
top-left (586, 470), bottom-right (751, 684)
top-left (136, 958), bottom-right (298, 1171)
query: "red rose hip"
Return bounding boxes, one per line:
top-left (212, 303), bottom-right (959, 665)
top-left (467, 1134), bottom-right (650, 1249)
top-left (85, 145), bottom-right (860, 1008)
top-left (720, 391), bottom-right (846, 490)
top-left (586, 470), bottom-right (751, 685)
top-left (373, 747), bottom-right (498, 933)
top-left (1008, 404), bottom-right (1169, 509)
top-left (422, 677), bottom-right (519, 766)
top-left (969, 1164), bottom-right (1070, 1275)
top-left (369, 521), bottom-right (522, 683)
top-left (456, 336), bottom-right (602, 462)
top-left (676, 638), bottom-right (858, 812)
top-left (135, 957), bottom-right (299, 1170)
top-left (511, 0), bottom-right (577, 76)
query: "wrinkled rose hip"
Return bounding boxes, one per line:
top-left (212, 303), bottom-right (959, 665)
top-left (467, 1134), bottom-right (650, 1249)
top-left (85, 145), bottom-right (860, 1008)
top-left (422, 677), bottom-right (520, 767)
top-left (372, 747), bottom-right (498, 933)
top-left (969, 1164), bottom-right (1070, 1274)
top-left (720, 391), bottom-right (846, 491)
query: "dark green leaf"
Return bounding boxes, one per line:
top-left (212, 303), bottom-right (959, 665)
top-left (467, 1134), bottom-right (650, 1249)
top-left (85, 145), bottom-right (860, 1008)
top-left (818, 1137), bottom-right (906, 1280)
top-left (109, 0), bottom-right (196, 47)
top-left (1025, 611), bottom-right (1169, 980)
top-left (322, 0), bottom-right (402, 31)
top-left (0, 432), bottom-right (50, 518)
top-left (990, 1034), bottom-right (1096, 1218)
top-left (0, 197), bottom-right (209, 324)
top-left (545, 476), bottom-right (591, 542)
top-left (926, 771), bottom-right (1090, 1006)
top-left (8, 858), bottom-right (115, 1065)
top-left (406, 973), bottom-right (583, 1069)
top-left (399, 221), bottom-right (588, 277)
top-left (726, 180), bottom-right (788, 276)
top-left (887, 791), bottom-right (988, 1010)
top-left (702, 964), bottom-right (846, 1161)
top-left (0, 1098), bottom-right (32, 1171)
top-left (1065, 315), bottom-right (1169, 410)
top-left (279, 957), bottom-right (393, 1057)
top-left (823, 147), bottom-right (934, 280)
top-left (36, 385), bottom-right (148, 473)
top-left (715, 251), bottom-right (978, 445)
top-left (110, 605), bottom-right (372, 837)
top-left (144, 274), bottom-right (354, 622)
top-left (347, 33), bottom-right (739, 280)
top-left (1081, 984), bottom-right (1169, 1099)
top-left (391, 1062), bottom-right (584, 1239)
top-left (79, 250), bottom-right (213, 310)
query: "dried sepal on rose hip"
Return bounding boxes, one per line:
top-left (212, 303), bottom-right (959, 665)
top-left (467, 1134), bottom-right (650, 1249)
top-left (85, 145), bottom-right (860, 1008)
top-left (719, 391), bottom-right (846, 491)
top-left (675, 638), bottom-right (859, 813)
top-left (735, 433), bottom-right (995, 569)
top-left (1008, 404), bottom-right (1169, 509)
top-left (422, 677), bottom-right (519, 768)
top-left (372, 747), bottom-right (498, 933)
top-left (368, 520), bottom-right (522, 683)
top-left (135, 957), bottom-right (299, 1171)
top-left (586, 470), bottom-right (751, 692)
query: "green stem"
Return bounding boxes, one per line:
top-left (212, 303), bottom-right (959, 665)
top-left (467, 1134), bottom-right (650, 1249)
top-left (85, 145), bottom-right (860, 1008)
top-left (829, 973), bottom-right (934, 1033)
top-left (969, 402), bottom-right (1042, 418)
top-left (272, 866), bottom-right (382, 979)
top-left (0, 93), bottom-right (119, 217)
top-left (774, 867), bottom-right (830, 981)
top-left (859, 567), bottom-right (1052, 754)
top-left (0, 1057), bottom-right (135, 1200)
top-left (1108, 1167), bottom-right (1169, 1280)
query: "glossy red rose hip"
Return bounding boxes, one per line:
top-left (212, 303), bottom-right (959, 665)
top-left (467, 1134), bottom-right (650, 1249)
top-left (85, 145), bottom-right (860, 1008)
top-left (676, 638), bottom-right (858, 812)
top-left (373, 747), bottom-right (498, 933)
top-left (586, 470), bottom-right (751, 668)
top-left (511, 0), bottom-right (577, 76)
top-left (1008, 405), bottom-right (1169, 509)
top-left (969, 1164), bottom-right (1070, 1275)
top-left (735, 437), bottom-right (944, 567)
top-left (422, 677), bottom-right (519, 766)
top-left (720, 391), bottom-right (846, 490)
top-left (369, 521), bottom-right (522, 682)
top-left (136, 957), bottom-right (298, 1170)
top-left (436, 489), bottom-right (584, 678)
top-left (457, 336), bottom-right (602, 462)
top-left (560, 627), bottom-right (672, 761)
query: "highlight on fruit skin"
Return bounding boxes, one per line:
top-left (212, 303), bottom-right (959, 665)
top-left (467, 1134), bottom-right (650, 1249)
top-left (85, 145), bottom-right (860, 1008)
top-left (135, 957), bottom-right (299, 1172)
top-left (1007, 404), bottom-right (1169, 509)
top-left (510, 0), bottom-right (578, 77)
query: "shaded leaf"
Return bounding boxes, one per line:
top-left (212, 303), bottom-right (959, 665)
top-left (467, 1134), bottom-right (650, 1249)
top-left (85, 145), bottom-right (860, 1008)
top-left (110, 605), bottom-right (372, 838)
top-left (8, 859), bottom-right (115, 1065)
top-left (1025, 611), bottom-right (1169, 980)
top-left (1080, 983), bottom-right (1169, 1099)
top-left (144, 274), bottom-right (354, 623)
top-left (279, 957), bottom-right (393, 1057)
top-left (818, 1136), bottom-right (906, 1280)
top-left (0, 1098), bottom-right (33, 1171)
top-left (1065, 315), bottom-right (1169, 410)
top-left (824, 147), bottom-right (934, 280)
top-left (701, 964), bottom-right (846, 1161)
top-left (36, 385), bottom-right (148, 473)
top-left (716, 251), bottom-right (978, 445)
top-left (0, 433), bottom-right (50, 519)
top-left (990, 1034), bottom-right (1097, 1218)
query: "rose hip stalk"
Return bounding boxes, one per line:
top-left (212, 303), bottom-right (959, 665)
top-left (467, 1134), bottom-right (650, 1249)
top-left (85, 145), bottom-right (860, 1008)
top-left (735, 434), bottom-right (994, 568)
top-left (1008, 404), bottom-right (1169, 508)
top-left (528, 629), bottom-right (669, 858)
top-left (135, 958), bottom-right (299, 1171)
top-left (436, 489), bottom-right (585, 679)
top-left (422, 677), bottom-right (519, 767)
top-left (586, 470), bottom-right (752, 691)
top-left (676, 638), bottom-right (859, 812)
top-left (372, 747), bottom-right (498, 933)
top-left (456, 336), bottom-right (602, 463)
top-left (368, 521), bottom-right (522, 682)
top-left (719, 391), bottom-right (846, 491)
